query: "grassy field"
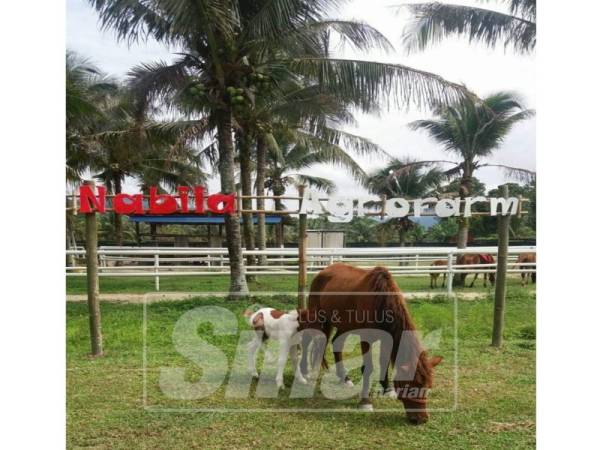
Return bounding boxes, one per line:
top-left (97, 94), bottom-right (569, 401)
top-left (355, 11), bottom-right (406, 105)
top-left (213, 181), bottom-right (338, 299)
top-left (67, 286), bottom-right (535, 448)
top-left (66, 273), bottom-right (532, 295)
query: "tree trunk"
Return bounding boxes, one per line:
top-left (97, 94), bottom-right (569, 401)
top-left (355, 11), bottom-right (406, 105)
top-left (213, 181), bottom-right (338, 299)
top-left (238, 132), bottom-right (256, 271)
top-left (273, 186), bottom-right (285, 248)
top-left (456, 171), bottom-right (473, 249)
top-left (456, 218), bottom-right (469, 249)
top-left (113, 176), bottom-right (123, 246)
top-left (377, 227), bottom-right (386, 247)
top-left (398, 220), bottom-right (408, 266)
top-left (255, 135), bottom-right (267, 264)
top-left (216, 109), bottom-right (249, 296)
top-left (455, 171), bottom-right (473, 286)
top-left (398, 223), bottom-right (408, 247)
top-left (150, 223), bottom-right (157, 243)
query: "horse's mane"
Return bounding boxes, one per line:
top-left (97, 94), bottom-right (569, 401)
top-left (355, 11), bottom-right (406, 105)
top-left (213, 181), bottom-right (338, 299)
top-left (369, 266), bottom-right (433, 387)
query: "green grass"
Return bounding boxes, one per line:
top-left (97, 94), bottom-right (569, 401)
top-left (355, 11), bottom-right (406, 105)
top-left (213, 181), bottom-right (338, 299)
top-left (67, 290), bottom-right (535, 449)
top-left (66, 273), bottom-right (534, 295)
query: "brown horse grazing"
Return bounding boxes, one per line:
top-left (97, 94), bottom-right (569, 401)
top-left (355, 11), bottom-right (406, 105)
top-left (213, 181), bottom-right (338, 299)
top-left (456, 254), bottom-right (496, 288)
top-left (429, 260), bottom-right (447, 288)
top-left (299, 263), bottom-right (443, 424)
top-left (516, 253), bottom-right (536, 286)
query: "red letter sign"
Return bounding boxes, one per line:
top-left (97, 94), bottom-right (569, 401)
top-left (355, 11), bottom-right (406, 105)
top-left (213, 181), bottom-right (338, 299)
top-left (149, 187), bottom-right (178, 214)
top-left (79, 185), bottom-right (106, 213)
top-left (177, 186), bottom-right (190, 213)
top-left (194, 186), bottom-right (205, 213)
top-left (207, 193), bottom-right (236, 214)
top-left (113, 193), bottom-right (144, 215)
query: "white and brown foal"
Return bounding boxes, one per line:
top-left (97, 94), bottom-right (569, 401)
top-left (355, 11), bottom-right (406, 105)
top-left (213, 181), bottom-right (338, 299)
top-left (244, 307), bottom-right (308, 389)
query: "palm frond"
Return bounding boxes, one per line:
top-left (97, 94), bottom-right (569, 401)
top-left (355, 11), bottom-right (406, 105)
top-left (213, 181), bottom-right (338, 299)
top-left (286, 57), bottom-right (468, 111)
top-left (242, 0), bottom-right (331, 42)
top-left (400, 2), bottom-right (536, 54)
top-left (290, 174), bottom-right (336, 193)
top-left (300, 19), bottom-right (394, 53)
top-left (310, 125), bottom-right (391, 159)
top-left (127, 59), bottom-right (191, 114)
top-left (88, 0), bottom-right (234, 45)
top-left (290, 130), bottom-right (368, 184)
top-left (479, 163), bottom-right (536, 183)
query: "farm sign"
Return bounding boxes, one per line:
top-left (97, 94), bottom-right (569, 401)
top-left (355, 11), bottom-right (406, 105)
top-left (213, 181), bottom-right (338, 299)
top-left (78, 185), bottom-right (520, 220)
top-left (299, 190), bottom-right (521, 223)
top-left (78, 185), bottom-right (235, 215)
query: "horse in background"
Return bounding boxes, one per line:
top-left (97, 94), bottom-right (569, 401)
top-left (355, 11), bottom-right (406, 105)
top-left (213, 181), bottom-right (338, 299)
top-left (456, 254), bottom-right (496, 288)
top-left (299, 263), bottom-right (443, 424)
top-left (429, 260), bottom-right (447, 288)
top-left (516, 253), bottom-right (536, 286)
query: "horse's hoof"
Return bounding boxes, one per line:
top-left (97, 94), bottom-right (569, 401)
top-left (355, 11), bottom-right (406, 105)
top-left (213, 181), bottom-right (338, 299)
top-left (249, 371), bottom-right (259, 379)
top-left (296, 376), bottom-right (308, 385)
top-left (357, 402), bottom-right (374, 411)
top-left (344, 379), bottom-right (354, 387)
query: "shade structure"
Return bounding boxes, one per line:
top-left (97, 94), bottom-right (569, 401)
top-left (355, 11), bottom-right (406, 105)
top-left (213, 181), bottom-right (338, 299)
top-left (128, 215), bottom-right (282, 225)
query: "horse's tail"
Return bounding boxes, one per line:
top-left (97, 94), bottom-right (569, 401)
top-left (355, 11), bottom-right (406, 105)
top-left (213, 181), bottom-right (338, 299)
top-left (306, 273), bottom-right (331, 371)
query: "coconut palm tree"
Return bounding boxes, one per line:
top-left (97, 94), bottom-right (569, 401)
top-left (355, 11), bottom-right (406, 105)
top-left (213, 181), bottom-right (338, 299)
top-left (66, 51), bottom-right (118, 183)
top-left (404, 90), bottom-right (535, 248)
top-left (264, 129), bottom-right (370, 246)
top-left (89, 0), bottom-right (468, 296)
top-left (89, 87), bottom-right (207, 245)
top-left (400, 0), bottom-right (536, 54)
top-left (238, 75), bottom-right (389, 259)
top-left (368, 158), bottom-right (443, 246)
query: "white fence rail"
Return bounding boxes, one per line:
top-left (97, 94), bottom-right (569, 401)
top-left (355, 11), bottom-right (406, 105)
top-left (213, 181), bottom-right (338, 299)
top-left (66, 246), bottom-right (536, 294)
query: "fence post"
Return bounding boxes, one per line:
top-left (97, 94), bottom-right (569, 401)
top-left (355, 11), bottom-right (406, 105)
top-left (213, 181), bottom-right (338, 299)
top-left (154, 253), bottom-right (160, 291)
top-left (297, 186), bottom-right (308, 308)
top-left (492, 185), bottom-right (510, 347)
top-left (84, 180), bottom-right (103, 356)
top-left (446, 250), bottom-right (454, 296)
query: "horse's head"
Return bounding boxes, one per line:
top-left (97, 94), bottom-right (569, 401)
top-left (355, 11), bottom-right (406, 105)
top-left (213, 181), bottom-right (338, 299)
top-left (394, 354), bottom-right (443, 424)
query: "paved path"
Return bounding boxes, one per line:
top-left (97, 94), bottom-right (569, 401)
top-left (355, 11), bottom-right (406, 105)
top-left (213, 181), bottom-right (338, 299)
top-left (66, 291), bottom-right (490, 303)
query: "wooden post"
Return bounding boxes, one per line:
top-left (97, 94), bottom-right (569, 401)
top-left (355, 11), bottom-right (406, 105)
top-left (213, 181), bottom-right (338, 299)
top-left (297, 186), bottom-right (308, 308)
top-left (84, 180), bottom-right (103, 356)
top-left (446, 250), bottom-right (454, 296)
top-left (154, 253), bottom-right (160, 291)
top-left (492, 184), bottom-right (510, 347)
top-left (66, 197), bottom-right (76, 268)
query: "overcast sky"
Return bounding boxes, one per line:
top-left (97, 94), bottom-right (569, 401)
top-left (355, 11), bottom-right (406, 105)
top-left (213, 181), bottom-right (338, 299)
top-left (67, 0), bottom-right (536, 197)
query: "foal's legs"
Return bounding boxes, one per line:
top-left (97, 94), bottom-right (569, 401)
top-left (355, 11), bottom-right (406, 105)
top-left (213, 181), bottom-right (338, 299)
top-left (247, 335), bottom-right (262, 378)
top-left (442, 272), bottom-right (447, 288)
top-left (289, 343), bottom-right (307, 385)
top-left (358, 341), bottom-right (374, 410)
top-left (332, 331), bottom-right (353, 386)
